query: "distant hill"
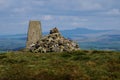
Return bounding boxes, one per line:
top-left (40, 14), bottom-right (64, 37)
top-left (0, 28), bottom-right (119, 39)
top-left (78, 34), bottom-right (120, 51)
top-left (61, 28), bottom-right (111, 37)
top-left (0, 28), bottom-right (120, 51)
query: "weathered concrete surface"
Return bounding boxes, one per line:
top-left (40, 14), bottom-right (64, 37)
top-left (26, 21), bottom-right (42, 49)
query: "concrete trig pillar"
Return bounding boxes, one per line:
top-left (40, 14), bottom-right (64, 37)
top-left (26, 21), bottom-right (42, 49)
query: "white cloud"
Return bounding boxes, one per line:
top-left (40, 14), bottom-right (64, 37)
top-left (106, 9), bottom-right (120, 15)
top-left (0, 0), bottom-right (11, 10)
top-left (12, 6), bottom-right (32, 14)
top-left (78, 1), bottom-right (103, 10)
top-left (71, 22), bottom-right (82, 26)
top-left (42, 15), bottom-right (53, 21)
top-left (13, 8), bottom-right (26, 13)
top-left (30, 0), bottom-right (45, 6)
top-left (58, 16), bottom-right (88, 22)
top-left (47, 0), bottom-right (103, 11)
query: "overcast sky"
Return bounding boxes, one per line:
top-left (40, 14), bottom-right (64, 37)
top-left (0, 0), bottom-right (120, 35)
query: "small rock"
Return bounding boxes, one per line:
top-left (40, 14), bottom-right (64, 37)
top-left (50, 27), bottom-right (60, 34)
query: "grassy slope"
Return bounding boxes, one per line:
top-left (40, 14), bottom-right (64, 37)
top-left (0, 50), bottom-right (120, 80)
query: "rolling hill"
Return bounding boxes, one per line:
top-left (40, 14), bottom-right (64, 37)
top-left (0, 28), bottom-right (120, 52)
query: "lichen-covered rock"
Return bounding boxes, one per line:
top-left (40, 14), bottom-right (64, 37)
top-left (29, 27), bottom-right (80, 53)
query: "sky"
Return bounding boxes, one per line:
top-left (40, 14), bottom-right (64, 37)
top-left (0, 0), bottom-right (120, 35)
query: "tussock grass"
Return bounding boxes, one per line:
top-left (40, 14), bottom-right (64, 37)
top-left (0, 50), bottom-right (120, 80)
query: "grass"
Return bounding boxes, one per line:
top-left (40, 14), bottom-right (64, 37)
top-left (0, 50), bottom-right (120, 80)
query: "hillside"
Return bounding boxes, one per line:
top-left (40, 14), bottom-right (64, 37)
top-left (0, 50), bottom-right (120, 80)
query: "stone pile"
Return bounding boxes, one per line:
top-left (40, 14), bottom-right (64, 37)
top-left (29, 27), bottom-right (80, 53)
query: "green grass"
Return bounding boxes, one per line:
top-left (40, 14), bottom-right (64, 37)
top-left (0, 50), bottom-right (120, 80)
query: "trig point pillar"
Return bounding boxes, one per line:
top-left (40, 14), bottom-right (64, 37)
top-left (26, 21), bottom-right (42, 49)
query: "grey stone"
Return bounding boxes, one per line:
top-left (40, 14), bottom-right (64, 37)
top-left (26, 21), bottom-right (42, 49)
top-left (50, 27), bottom-right (59, 34)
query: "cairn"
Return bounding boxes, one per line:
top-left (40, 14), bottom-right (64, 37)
top-left (29, 27), bottom-right (80, 53)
